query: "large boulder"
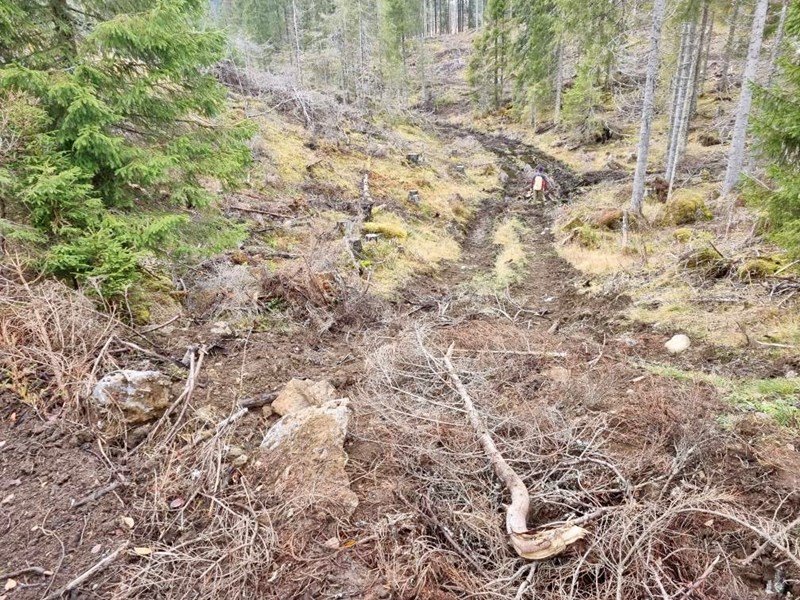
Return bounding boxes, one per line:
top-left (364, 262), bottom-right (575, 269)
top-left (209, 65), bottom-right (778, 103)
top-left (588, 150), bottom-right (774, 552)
top-left (92, 370), bottom-right (171, 423)
top-left (258, 398), bottom-right (357, 519)
top-left (272, 378), bottom-right (336, 416)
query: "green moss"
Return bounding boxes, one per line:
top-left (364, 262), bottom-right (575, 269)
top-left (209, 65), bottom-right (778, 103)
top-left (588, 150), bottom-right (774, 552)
top-left (363, 221), bottom-right (408, 239)
top-left (737, 258), bottom-right (781, 280)
top-left (673, 228), bottom-right (693, 243)
top-left (127, 275), bottom-right (183, 325)
top-left (662, 196), bottom-right (713, 226)
top-left (562, 216), bottom-right (587, 232)
top-left (576, 225), bottom-right (600, 249)
top-left (683, 245), bottom-right (731, 278)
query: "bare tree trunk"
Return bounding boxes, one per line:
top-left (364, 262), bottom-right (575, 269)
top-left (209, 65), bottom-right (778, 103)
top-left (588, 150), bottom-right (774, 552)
top-left (669, 22), bottom-right (699, 199)
top-left (665, 23), bottom-right (692, 184)
top-left (290, 0), bottom-right (303, 85)
top-left (719, 0), bottom-right (741, 93)
top-left (722, 0), bottom-right (769, 197)
top-left (690, 2), bottom-right (710, 116)
top-left (699, 10), bottom-right (714, 93)
top-left (553, 38), bottom-right (564, 124)
top-left (766, 0), bottom-right (789, 88)
top-left (631, 0), bottom-right (667, 214)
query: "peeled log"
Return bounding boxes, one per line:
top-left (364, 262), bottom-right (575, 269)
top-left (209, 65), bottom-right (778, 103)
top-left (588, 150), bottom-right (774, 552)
top-left (441, 345), bottom-right (587, 559)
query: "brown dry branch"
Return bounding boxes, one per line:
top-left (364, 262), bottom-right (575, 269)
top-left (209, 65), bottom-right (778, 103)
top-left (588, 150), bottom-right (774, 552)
top-left (353, 324), bottom-right (797, 599)
top-left (43, 541), bottom-right (129, 600)
top-left (436, 342), bottom-right (588, 560)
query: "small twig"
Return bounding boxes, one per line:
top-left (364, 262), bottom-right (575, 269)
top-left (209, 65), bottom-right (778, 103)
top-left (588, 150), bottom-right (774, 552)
top-left (71, 481), bottom-right (125, 510)
top-left (755, 340), bottom-right (798, 349)
top-left (112, 337), bottom-right (181, 366)
top-left (229, 204), bottom-right (291, 219)
top-left (464, 349), bottom-right (568, 358)
top-left (0, 566), bottom-right (52, 580)
top-left (673, 555), bottom-right (720, 599)
top-left (42, 541), bottom-right (129, 600)
top-left (514, 563), bottom-right (537, 600)
top-left (742, 513), bottom-right (800, 566)
top-left (139, 315), bottom-right (180, 334)
top-left (547, 318), bottom-right (562, 335)
top-left (773, 260), bottom-right (799, 276)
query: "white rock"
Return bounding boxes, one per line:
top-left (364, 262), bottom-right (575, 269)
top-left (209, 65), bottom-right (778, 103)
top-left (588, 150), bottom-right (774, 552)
top-left (92, 370), bottom-right (171, 423)
top-left (665, 334), bottom-right (691, 354)
top-left (272, 378), bottom-right (336, 416)
top-left (259, 398), bottom-right (357, 518)
top-left (210, 321), bottom-right (234, 337)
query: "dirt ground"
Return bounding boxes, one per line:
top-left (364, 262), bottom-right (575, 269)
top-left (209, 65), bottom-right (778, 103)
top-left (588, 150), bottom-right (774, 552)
top-left (3, 119), bottom-right (800, 600)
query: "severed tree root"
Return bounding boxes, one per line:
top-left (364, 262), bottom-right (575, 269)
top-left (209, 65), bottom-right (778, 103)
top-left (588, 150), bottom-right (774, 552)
top-left (440, 343), bottom-right (588, 560)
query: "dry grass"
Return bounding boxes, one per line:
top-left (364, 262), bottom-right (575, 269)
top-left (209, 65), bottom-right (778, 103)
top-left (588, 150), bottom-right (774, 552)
top-left (0, 259), bottom-right (118, 413)
top-left (490, 218), bottom-right (528, 289)
top-left (342, 323), bottom-right (800, 599)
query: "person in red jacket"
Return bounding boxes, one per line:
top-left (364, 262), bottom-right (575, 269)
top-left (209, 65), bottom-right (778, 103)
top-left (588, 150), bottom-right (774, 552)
top-left (528, 165), bottom-right (551, 205)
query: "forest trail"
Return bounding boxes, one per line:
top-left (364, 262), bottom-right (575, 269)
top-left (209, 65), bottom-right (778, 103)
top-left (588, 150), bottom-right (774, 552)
top-left (403, 124), bottom-right (624, 343)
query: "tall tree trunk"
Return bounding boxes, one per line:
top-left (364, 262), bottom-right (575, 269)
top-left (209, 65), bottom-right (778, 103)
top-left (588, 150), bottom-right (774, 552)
top-left (631, 0), bottom-right (668, 214)
top-left (719, 0), bottom-right (741, 93)
top-left (553, 38), bottom-right (564, 124)
top-left (669, 21), bottom-right (700, 198)
top-left (665, 23), bottom-right (691, 182)
top-left (766, 0), bottom-right (789, 88)
top-left (722, 0), bottom-right (770, 197)
top-left (699, 10), bottom-right (714, 93)
top-left (290, 0), bottom-right (303, 85)
top-left (690, 2), bottom-right (710, 116)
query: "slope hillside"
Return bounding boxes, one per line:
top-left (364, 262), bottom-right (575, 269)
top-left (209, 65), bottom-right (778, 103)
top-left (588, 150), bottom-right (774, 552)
top-left (1, 18), bottom-right (800, 600)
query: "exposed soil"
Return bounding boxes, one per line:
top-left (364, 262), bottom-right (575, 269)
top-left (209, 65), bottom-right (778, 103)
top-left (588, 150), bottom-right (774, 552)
top-left (3, 121), bottom-right (800, 600)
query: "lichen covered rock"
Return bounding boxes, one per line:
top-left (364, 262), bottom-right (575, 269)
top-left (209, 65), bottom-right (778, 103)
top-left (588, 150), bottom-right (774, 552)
top-left (92, 370), bottom-right (171, 423)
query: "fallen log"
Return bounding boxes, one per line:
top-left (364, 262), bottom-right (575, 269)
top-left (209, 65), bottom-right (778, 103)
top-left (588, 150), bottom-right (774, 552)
top-left (439, 344), bottom-right (587, 560)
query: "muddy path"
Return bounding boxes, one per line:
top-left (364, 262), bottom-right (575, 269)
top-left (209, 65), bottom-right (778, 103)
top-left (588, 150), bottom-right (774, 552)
top-left (402, 124), bottom-right (627, 342)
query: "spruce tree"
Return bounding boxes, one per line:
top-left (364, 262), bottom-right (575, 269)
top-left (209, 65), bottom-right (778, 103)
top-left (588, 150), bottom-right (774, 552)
top-left (467, 0), bottom-right (510, 110)
top-left (0, 0), bottom-right (253, 294)
top-left (752, 0), bottom-right (800, 256)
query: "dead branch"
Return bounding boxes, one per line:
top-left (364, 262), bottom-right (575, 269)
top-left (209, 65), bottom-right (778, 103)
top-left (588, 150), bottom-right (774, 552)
top-left (438, 343), bottom-right (587, 560)
top-left (229, 204), bottom-right (292, 219)
top-left (679, 508), bottom-right (800, 572)
top-left (0, 566), bottom-right (52, 580)
top-left (674, 555), bottom-right (720, 599)
top-left (71, 481), bottom-right (126, 509)
top-left (742, 513), bottom-right (800, 566)
top-left (43, 541), bottom-right (129, 600)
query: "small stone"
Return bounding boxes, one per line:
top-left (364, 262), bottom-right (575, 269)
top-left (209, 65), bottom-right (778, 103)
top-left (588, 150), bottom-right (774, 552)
top-left (665, 334), bottom-right (691, 354)
top-left (210, 321), bottom-right (234, 337)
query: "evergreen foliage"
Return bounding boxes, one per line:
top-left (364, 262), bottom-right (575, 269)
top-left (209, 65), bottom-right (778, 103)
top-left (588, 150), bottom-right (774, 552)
top-left (467, 0), bottom-right (510, 110)
top-left (752, 0), bottom-right (800, 256)
top-left (0, 0), bottom-right (253, 295)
